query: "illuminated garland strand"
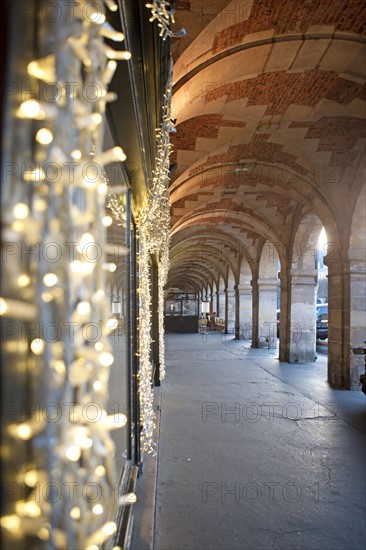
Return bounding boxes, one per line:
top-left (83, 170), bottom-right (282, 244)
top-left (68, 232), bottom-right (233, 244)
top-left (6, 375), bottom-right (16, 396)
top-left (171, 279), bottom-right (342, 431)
top-left (0, 2), bottom-right (134, 548)
top-left (138, 63), bottom-right (173, 452)
top-left (107, 191), bottom-right (127, 226)
top-left (158, 242), bottom-right (170, 380)
top-left (146, 1), bottom-right (186, 40)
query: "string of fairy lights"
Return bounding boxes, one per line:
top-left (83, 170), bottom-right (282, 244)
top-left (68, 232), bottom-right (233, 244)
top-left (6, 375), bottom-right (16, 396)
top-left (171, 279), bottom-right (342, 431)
top-left (1, 1), bottom-right (135, 549)
top-left (146, 1), bottom-right (187, 39)
top-left (138, 61), bottom-right (173, 453)
top-left (1, 0), bottom-right (179, 546)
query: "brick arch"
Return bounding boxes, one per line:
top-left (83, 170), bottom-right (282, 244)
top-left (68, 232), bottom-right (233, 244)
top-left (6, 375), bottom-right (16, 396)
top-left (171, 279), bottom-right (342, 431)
top-left (171, 205), bottom-right (286, 258)
top-left (169, 254), bottom-right (228, 285)
top-left (170, 241), bottom-right (238, 281)
top-left (173, 0), bottom-right (366, 84)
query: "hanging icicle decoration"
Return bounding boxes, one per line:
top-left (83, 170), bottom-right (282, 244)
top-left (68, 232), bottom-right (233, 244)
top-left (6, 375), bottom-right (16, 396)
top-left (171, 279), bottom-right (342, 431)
top-left (146, 1), bottom-right (186, 40)
top-left (137, 60), bottom-right (173, 452)
top-left (1, 1), bottom-right (134, 548)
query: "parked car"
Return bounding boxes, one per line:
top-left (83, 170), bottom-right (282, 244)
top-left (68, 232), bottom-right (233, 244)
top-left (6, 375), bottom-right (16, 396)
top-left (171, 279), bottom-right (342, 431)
top-left (316, 303), bottom-right (328, 340)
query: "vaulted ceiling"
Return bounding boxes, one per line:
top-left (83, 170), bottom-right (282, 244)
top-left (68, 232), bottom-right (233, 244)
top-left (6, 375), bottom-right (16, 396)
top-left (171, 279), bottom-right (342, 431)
top-left (167, 0), bottom-right (366, 291)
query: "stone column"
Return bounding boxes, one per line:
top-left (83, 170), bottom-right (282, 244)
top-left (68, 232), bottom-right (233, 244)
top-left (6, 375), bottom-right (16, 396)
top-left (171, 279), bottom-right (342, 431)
top-left (217, 291), bottom-right (226, 319)
top-left (326, 257), bottom-right (349, 388)
top-left (258, 277), bottom-right (278, 349)
top-left (251, 279), bottom-right (259, 348)
top-left (226, 288), bottom-right (235, 334)
top-left (349, 252), bottom-right (366, 389)
top-left (278, 269), bottom-right (290, 362)
top-left (288, 269), bottom-right (317, 363)
top-left (234, 285), bottom-right (240, 340)
top-left (238, 283), bottom-right (252, 341)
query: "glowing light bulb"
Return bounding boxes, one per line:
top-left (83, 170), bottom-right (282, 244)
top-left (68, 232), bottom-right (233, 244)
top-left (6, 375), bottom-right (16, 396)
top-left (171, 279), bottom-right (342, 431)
top-left (24, 470), bottom-right (38, 487)
top-left (98, 182), bottom-right (108, 194)
top-left (16, 423), bottom-right (32, 440)
top-left (102, 522), bottom-right (117, 536)
top-left (0, 298), bottom-right (7, 316)
top-left (95, 342), bottom-right (103, 351)
top-left (105, 0), bottom-right (118, 11)
top-left (71, 149), bottom-right (82, 160)
top-left (94, 465), bottom-right (106, 477)
top-left (99, 352), bottom-right (114, 367)
top-left (25, 501), bottom-right (42, 517)
top-left (91, 113), bottom-right (102, 125)
top-left (31, 339), bottom-right (44, 355)
top-left (113, 146), bottom-right (127, 161)
top-left (13, 203), bottom-right (29, 220)
top-left (77, 301), bottom-right (91, 316)
top-left (37, 527), bottom-right (50, 541)
top-left (99, 20), bottom-right (125, 41)
top-left (92, 504), bottom-right (103, 515)
top-left (119, 492), bottom-right (137, 505)
top-left (43, 273), bottom-right (58, 287)
top-left (42, 292), bottom-right (54, 302)
top-left (103, 60), bottom-right (117, 85)
top-left (53, 360), bottom-right (65, 374)
top-left (18, 274), bottom-right (30, 287)
top-left (1, 515), bottom-right (21, 532)
top-left (65, 445), bottom-right (81, 462)
top-left (89, 11), bottom-right (106, 24)
top-left (93, 380), bottom-right (102, 391)
top-left (19, 100), bottom-right (41, 118)
top-left (102, 215), bottom-right (113, 227)
top-left (70, 506), bottom-right (81, 520)
top-left (27, 55), bottom-right (56, 82)
top-left (34, 198), bottom-right (47, 211)
top-left (106, 50), bottom-right (132, 60)
top-left (80, 437), bottom-right (93, 449)
top-left (16, 500), bottom-right (41, 517)
top-left (36, 128), bottom-right (53, 145)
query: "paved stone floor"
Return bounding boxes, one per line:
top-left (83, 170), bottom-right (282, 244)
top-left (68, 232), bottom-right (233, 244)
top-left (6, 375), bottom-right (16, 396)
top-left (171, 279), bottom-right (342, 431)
top-left (153, 333), bottom-right (366, 550)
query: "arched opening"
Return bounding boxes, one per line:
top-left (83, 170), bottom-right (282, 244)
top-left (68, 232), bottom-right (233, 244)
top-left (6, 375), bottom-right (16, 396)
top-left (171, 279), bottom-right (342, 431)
top-left (349, 183), bottom-right (366, 389)
top-left (255, 240), bottom-right (279, 349)
top-left (238, 257), bottom-right (253, 341)
top-left (226, 268), bottom-right (236, 335)
top-left (288, 212), bottom-right (323, 363)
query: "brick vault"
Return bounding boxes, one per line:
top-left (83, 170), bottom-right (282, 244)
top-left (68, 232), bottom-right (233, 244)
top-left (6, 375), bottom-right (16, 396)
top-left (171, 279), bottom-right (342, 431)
top-left (167, 0), bottom-right (366, 390)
